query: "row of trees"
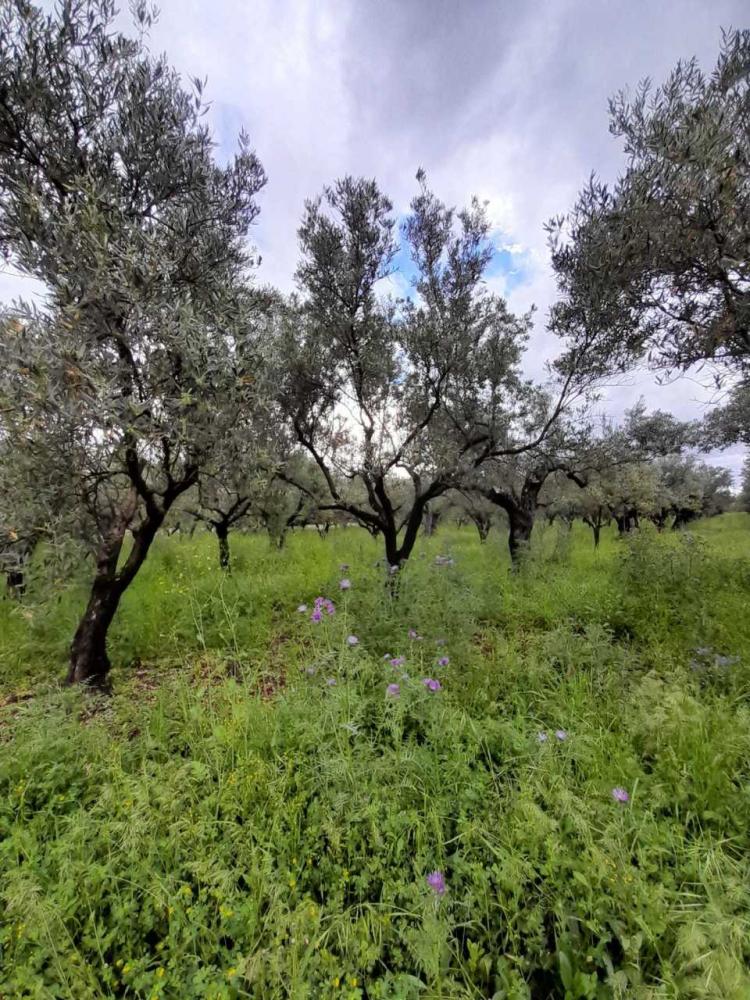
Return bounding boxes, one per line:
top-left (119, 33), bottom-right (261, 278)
top-left (0, 2), bottom-right (747, 686)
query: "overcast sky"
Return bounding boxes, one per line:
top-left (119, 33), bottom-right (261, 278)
top-left (2, 0), bottom-right (747, 478)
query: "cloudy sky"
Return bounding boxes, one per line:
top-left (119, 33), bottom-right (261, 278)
top-left (3, 0), bottom-right (747, 477)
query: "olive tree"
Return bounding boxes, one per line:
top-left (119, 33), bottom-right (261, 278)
top-left (467, 404), bottom-right (698, 560)
top-left (277, 173), bottom-right (592, 572)
top-left (0, 0), bottom-right (266, 685)
top-left (549, 29), bottom-right (750, 379)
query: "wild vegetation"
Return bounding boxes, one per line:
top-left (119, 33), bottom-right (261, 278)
top-left (1, 2), bottom-right (749, 997)
top-left (3, 517), bottom-right (750, 999)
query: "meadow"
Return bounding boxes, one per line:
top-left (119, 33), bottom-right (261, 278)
top-left (2, 516), bottom-right (750, 999)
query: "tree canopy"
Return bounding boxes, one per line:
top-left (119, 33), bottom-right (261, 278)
top-left (0, 0), bottom-right (266, 683)
top-left (549, 29), bottom-right (750, 380)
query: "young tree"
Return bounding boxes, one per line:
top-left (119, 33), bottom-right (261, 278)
top-left (549, 29), bottom-right (750, 379)
top-left (278, 174), bottom-right (591, 572)
top-left (0, 0), bottom-right (266, 685)
top-left (443, 491), bottom-right (499, 543)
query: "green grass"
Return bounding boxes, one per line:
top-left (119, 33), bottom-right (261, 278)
top-left (2, 516), bottom-right (750, 998)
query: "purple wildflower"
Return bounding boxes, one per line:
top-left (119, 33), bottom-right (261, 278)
top-left (422, 678), bottom-right (442, 692)
top-left (612, 787), bottom-right (629, 804)
top-left (408, 629), bottom-right (421, 640)
top-left (325, 677), bottom-right (337, 687)
top-left (389, 656), bottom-right (405, 668)
top-left (339, 578), bottom-right (351, 591)
top-left (426, 871), bottom-right (446, 895)
top-left (313, 596), bottom-right (336, 615)
top-left (555, 729), bottom-right (568, 741)
top-left (305, 666), bottom-right (316, 676)
top-left (346, 635), bottom-right (359, 647)
top-left (437, 656), bottom-right (450, 667)
top-left (297, 604), bottom-right (308, 613)
top-left (537, 731), bottom-right (548, 743)
top-left (386, 683), bottom-right (400, 698)
top-left (310, 608), bottom-right (323, 623)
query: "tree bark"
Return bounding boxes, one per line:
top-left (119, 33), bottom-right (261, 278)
top-left (507, 506), bottom-right (534, 564)
top-left (67, 575), bottom-right (124, 686)
top-left (67, 507), bottom-right (161, 687)
top-left (216, 521), bottom-right (230, 571)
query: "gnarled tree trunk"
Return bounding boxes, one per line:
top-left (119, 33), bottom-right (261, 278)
top-left (67, 499), bottom-right (163, 688)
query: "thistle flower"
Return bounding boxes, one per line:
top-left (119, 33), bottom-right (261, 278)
top-left (310, 608), bottom-right (323, 623)
top-left (426, 870), bottom-right (446, 895)
top-left (537, 731), bottom-right (548, 743)
top-left (437, 656), bottom-right (450, 667)
top-left (408, 629), bottom-right (421, 640)
top-left (612, 786), bottom-right (629, 804)
top-left (339, 578), bottom-right (351, 590)
top-left (346, 635), bottom-right (359, 646)
top-left (386, 683), bottom-right (400, 698)
top-left (313, 596), bottom-right (336, 615)
top-left (422, 677), bottom-right (441, 692)
top-left (555, 729), bottom-right (567, 741)
top-left (325, 677), bottom-right (337, 687)
top-left (389, 656), bottom-right (405, 667)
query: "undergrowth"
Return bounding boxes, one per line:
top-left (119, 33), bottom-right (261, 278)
top-left (1, 516), bottom-right (749, 998)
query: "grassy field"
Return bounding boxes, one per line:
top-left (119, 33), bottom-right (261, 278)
top-left (2, 516), bottom-right (750, 998)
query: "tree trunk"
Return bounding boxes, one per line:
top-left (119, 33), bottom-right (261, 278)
top-left (508, 507), bottom-right (534, 565)
top-left (422, 508), bottom-right (440, 537)
top-left (67, 510), bottom-right (160, 687)
top-left (472, 515), bottom-right (491, 544)
top-left (67, 576), bottom-right (124, 686)
top-left (216, 521), bottom-right (230, 571)
top-left (6, 567), bottom-right (25, 596)
top-left (615, 514), bottom-right (629, 535)
top-left (592, 523), bottom-right (601, 548)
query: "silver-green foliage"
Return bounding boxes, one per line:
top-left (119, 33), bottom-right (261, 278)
top-left (0, 0), bottom-right (266, 680)
top-left (549, 29), bottom-right (750, 377)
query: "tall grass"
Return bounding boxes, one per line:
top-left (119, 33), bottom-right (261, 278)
top-left (1, 516), bottom-right (749, 997)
